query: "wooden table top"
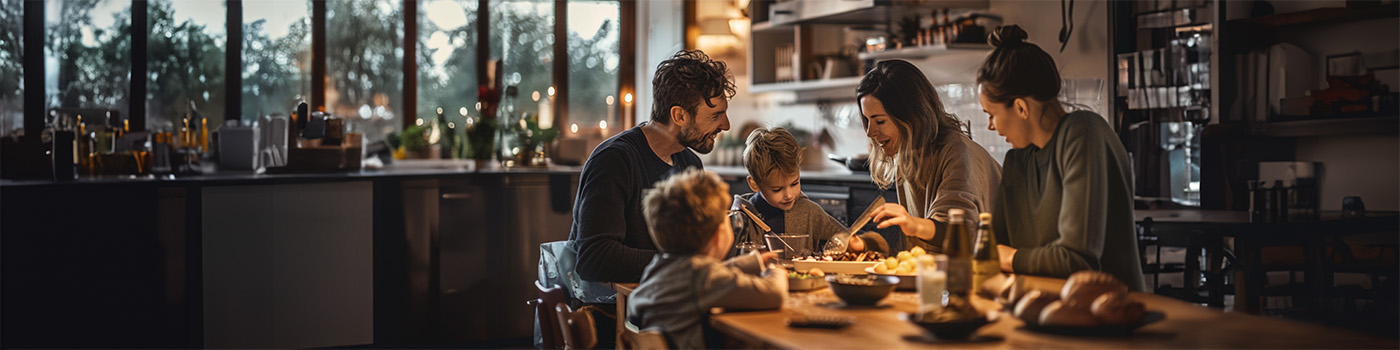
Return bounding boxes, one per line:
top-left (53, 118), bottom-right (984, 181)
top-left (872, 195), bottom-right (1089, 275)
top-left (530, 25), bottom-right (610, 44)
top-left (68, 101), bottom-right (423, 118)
top-left (709, 276), bottom-right (1397, 349)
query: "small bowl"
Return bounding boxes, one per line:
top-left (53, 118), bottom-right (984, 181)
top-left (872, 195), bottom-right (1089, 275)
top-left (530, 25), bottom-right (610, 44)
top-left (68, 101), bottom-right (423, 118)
top-left (902, 312), bottom-right (992, 340)
top-left (788, 274), bottom-right (828, 291)
top-left (826, 275), bottom-right (898, 306)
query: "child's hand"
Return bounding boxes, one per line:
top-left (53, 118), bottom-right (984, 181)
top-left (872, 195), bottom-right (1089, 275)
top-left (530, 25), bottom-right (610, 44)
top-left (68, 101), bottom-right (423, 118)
top-left (760, 251), bottom-right (780, 265)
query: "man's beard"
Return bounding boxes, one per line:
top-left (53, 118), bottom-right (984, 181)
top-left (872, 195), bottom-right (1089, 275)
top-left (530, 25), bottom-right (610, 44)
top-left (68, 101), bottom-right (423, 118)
top-left (679, 124), bottom-right (718, 154)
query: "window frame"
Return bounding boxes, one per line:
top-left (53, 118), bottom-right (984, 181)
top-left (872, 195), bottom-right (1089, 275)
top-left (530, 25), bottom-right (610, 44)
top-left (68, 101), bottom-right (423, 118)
top-left (20, 0), bottom-right (634, 137)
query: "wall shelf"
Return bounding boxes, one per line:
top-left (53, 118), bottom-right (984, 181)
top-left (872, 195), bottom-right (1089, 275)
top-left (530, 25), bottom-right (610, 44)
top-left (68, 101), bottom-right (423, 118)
top-left (856, 43), bottom-right (990, 60)
top-left (1249, 115), bottom-right (1400, 138)
top-left (749, 76), bottom-right (863, 94)
top-left (1226, 3), bottom-right (1399, 30)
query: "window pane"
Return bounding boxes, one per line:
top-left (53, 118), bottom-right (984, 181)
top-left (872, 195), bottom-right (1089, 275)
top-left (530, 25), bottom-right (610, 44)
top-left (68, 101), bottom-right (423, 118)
top-left (147, 0), bottom-right (226, 130)
top-left (566, 1), bottom-right (619, 129)
top-left (1, 0), bottom-right (21, 132)
top-left (418, 0), bottom-right (477, 125)
top-left (243, 0), bottom-right (311, 123)
top-left (327, 0), bottom-right (403, 144)
top-left (45, 0), bottom-right (131, 124)
top-left (489, 0), bottom-right (552, 118)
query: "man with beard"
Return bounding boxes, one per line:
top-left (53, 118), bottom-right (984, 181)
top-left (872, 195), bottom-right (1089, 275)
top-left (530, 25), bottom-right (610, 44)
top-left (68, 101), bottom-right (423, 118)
top-left (546, 51), bottom-right (732, 347)
top-left (567, 50), bottom-right (734, 289)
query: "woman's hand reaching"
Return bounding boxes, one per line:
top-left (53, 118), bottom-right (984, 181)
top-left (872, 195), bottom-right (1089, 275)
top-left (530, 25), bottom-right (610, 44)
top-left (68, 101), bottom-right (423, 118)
top-left (871, 203), bottom-right (936, 241)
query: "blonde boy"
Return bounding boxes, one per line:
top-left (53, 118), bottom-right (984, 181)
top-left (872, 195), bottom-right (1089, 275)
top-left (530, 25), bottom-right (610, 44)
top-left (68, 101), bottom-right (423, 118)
top-left (734, 128), bottom-right (890, 255)
top-left (627, 169), bottom-right (787, 349)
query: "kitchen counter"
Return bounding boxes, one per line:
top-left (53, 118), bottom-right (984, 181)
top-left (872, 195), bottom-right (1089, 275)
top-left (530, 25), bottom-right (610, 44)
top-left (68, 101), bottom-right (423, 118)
top-left (0, 160), bottom-right (584, 187)
top-left (706, 165), bottom-right (875, 184)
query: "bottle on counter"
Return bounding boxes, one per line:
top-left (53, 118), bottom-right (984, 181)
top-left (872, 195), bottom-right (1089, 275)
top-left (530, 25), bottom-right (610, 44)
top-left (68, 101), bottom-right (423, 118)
top-left (972, 212), bottom-right (1000, 292)
top-left (942, 208), bottom-right (972, 310)
top-left (498, 86), bottom-right (523, 167)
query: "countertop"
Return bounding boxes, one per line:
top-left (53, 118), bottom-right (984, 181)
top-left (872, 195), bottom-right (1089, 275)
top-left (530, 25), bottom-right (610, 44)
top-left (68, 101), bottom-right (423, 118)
top-left (0, 159), bottom-right (584, 187)
top-left (706, 165), bottom-right (875, 184)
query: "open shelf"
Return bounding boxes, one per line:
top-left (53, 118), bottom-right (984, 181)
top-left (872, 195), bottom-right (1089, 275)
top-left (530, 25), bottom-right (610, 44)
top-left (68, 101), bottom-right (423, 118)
top-left (856, 43), bottom-right (990, 60)
top-left (1227, 3), bottom-right (1399, 29)
top-left (749, 76), bottom-right (863, 94)
top-left (1249, 115), bottom-right (1400, 138)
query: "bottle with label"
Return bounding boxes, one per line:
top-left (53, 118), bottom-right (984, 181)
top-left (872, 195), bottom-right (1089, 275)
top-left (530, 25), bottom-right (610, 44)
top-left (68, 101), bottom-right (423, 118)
top-left (941, 208), bottom-right (972, 309)
top-left (972, 212), bottom-right (1000, 292)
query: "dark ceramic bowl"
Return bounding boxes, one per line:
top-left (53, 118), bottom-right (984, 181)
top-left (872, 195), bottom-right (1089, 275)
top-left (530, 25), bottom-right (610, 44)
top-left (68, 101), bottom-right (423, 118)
top-left (902, 312), bottom-right (992, 340)
top-left (826, 275), bottom-right (898, 306)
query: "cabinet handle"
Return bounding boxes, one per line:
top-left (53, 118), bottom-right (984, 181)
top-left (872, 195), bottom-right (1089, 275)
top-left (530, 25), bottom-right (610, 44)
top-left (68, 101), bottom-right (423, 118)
top-left (442, 193), bottom-right (472, 200)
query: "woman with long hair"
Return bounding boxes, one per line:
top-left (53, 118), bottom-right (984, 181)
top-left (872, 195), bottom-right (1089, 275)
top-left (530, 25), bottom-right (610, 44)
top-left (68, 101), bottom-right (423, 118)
top-left (860, 59), bottom-right (1003, 252)
top-left (978, 25), bottom-right (1144, 290)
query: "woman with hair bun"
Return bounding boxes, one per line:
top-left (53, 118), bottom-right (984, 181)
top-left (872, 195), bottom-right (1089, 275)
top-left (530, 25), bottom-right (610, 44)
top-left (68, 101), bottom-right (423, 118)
top-left (977, 25), bottom-right (1145, 291)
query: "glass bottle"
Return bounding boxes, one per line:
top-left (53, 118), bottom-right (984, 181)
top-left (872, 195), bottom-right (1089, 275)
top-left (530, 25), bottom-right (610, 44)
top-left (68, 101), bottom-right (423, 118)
top-left (942, 208), bottom-right (972, 310)
top-left (972, 212), bottom-right (1000, 292)
top-left (498, 86), bottom-right (523, 167)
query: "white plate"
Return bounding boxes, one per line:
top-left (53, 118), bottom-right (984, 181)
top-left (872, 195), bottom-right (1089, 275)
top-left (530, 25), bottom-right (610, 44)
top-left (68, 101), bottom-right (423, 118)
top-left (865, 267), bottom-right (916, 290)
top-left (792, 260), bottom-right (879, 275)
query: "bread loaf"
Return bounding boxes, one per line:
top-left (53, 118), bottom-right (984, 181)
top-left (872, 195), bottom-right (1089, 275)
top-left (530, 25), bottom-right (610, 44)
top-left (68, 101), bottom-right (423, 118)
top-left (1090, 292), bottom-right (1146, 325)
top-left (1060, 271), bottom-right (1128, 309)
top-left (1013, 290), bottom-right (1058, 324)
top-left (1039, 300), bottom-right (1101, 327)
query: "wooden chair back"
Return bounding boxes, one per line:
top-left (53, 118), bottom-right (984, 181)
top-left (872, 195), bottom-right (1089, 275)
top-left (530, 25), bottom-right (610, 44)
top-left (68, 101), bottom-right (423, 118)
top-left (554, 304), bottom-right (598, 350)
top-left (531, 281), bottom-right (568, 349)
top-left (619, 327), bottom-right (669, 350)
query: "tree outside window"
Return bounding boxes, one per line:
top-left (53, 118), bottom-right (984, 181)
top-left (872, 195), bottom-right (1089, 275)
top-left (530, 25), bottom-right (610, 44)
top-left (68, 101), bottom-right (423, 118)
top-left (566, 1), bottom-right (619, 130)
top-left (45, 0), bottom-right (130, 125)
top-left (0, 0), bottom-right (22, 132)
top-left (242, 0), bottom-right (311, 123)
top-left (327, 0), bottom-right (402, 144)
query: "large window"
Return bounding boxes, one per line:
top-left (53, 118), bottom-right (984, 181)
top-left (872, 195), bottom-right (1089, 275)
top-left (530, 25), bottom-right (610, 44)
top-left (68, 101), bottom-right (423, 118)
top-left (566, 1), bottom-right (619, 129)
top-left (147, 0), bottom-right (225, 129)
top-left (18, 0), bottom-right (625, 143)
top-left (45, 0), bottom-right (131, 124)
top-left (417, 0), bottom-right (478, 126)
top-left (327, 0), bottom-right (402, 144)
top-left (242, 0), bottom-right (311, 123)
top-left (490, 0), bottom-right (552, 118)
top-left (1, 0), bottom-right (21, 132)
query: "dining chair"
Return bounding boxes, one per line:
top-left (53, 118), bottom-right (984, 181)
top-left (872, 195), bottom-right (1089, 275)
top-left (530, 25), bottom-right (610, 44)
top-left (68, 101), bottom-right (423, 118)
top-left (554, 303), bottom-right (599, 350)
top-left (619, 327), bottom-right (669, 350)
top-left (530, 281), bottom-right (568, 349)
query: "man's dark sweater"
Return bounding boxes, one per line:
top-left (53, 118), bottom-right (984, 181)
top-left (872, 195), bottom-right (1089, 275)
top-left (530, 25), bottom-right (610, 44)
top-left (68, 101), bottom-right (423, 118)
top-left (567, 124), bottom-right (703, 283)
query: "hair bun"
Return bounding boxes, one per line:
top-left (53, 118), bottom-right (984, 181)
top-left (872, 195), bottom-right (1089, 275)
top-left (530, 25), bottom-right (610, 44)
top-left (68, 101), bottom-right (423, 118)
top-left (988, 25), bottom-right (1029, 48)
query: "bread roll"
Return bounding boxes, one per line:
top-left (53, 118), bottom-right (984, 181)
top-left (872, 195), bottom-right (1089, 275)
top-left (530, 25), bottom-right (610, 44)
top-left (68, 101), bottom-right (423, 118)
top-left (1039, 300), bottom-right (1100, 327)
top-left (1013, 290), bottom-right (1058, 324)
top-left (1090, 292), bottom-right (1146, 325)
top-left (1060, 271), bottom-right (1128, 309)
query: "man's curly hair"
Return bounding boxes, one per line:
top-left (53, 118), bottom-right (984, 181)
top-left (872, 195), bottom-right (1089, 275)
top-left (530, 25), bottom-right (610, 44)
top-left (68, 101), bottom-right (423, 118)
top-left (650, 50), bottom-right (736, 125)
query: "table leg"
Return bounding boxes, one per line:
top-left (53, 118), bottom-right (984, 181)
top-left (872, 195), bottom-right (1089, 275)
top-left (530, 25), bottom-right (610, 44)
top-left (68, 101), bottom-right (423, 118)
top-left (1207, 238), bottom-right (1225, 308)
top-left (615, 292), bottom-right (626, 350)
top-left (1235, 236), bottom-right (1264, 314)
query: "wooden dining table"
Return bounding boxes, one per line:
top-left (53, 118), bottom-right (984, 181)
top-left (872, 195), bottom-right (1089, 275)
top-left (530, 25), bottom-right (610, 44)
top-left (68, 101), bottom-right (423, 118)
top-left (708, 275), bottom-right (1397, 349)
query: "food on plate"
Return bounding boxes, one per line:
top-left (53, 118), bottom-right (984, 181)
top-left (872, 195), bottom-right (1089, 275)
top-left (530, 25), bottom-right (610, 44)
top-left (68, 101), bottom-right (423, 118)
top-left (831, 275), bottom-right (880, 286)
top-left (796, 250), bottom-right (886, 262)
top-left (1013, 290), bottom-right (1059, 324)
top-left (1060, 271), bottom-right (1130, 309)
top-left (871, 247), bottom-right (930, 274)
top-left (1090, 292), bottom-right (1146, 325)
top-left (788, 268), bottom-right (827, 279)
top-left (1039, 300), bottom-right (1100, 327)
